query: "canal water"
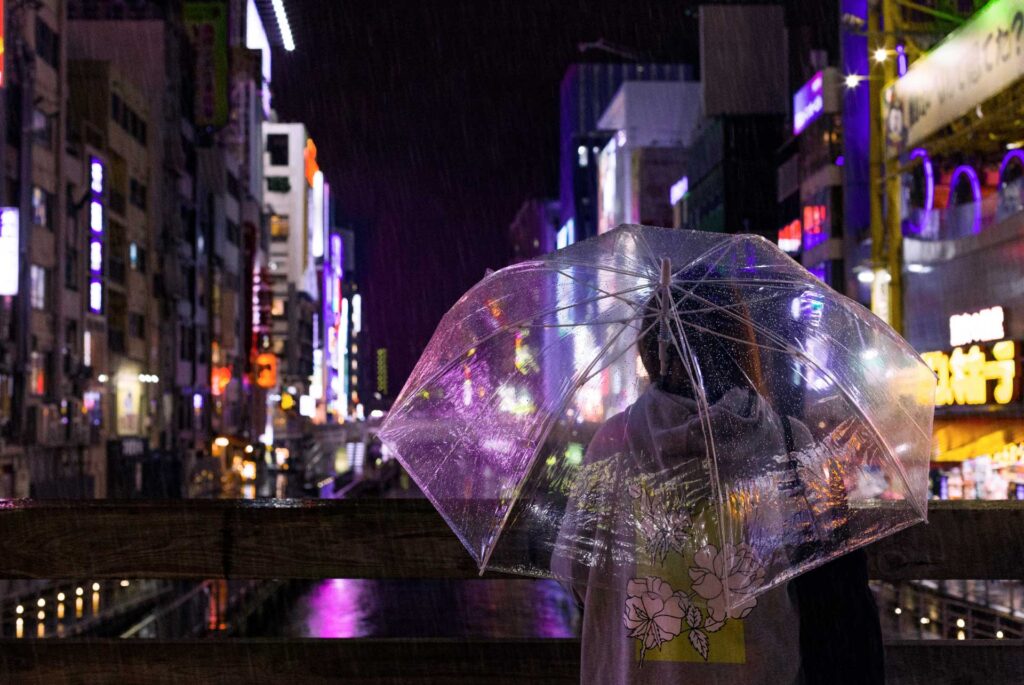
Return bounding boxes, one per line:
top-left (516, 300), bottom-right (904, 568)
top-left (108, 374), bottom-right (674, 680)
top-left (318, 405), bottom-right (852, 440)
top-left (276, 578), bottom-right (581, 639)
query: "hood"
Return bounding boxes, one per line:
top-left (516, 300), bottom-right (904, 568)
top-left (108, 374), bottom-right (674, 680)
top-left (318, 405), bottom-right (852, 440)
top-left (624, 384), bottom-right (784, 475)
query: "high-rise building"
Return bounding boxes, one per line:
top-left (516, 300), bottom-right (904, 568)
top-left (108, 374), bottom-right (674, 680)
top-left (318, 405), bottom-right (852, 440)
top-left (66, 59), bottom-right (162, 497)
top-left (262, 122), bottom-right (318, 456)
top-left (559, 63), bottom-right (693, 243)
top-left (0, 0), bottom-right (93, 497)
top-left (676, 5), bottom-right (788, 240)
top-left (594, 81), bottom-right (700, 233)
top-left (508, 199), bottom-right (560, 263)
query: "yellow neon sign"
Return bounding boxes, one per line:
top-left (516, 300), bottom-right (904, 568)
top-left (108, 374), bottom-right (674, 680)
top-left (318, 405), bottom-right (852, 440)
top-left (922, 340), bottom-right (1017, 407)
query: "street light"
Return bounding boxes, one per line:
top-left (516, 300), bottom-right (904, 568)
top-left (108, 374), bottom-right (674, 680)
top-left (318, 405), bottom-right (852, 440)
top-left (874, 47), bottom-right (889, 63)
top-left (845, 73), bottom-right (864, 89)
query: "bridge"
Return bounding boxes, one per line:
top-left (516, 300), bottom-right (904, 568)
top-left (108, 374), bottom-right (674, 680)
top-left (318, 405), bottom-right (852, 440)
top-left (0, 499), bottom-right (1018, 683)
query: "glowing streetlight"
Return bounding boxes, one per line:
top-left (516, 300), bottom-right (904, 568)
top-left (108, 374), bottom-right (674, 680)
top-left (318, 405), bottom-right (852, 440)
top-left (873, 47), bottom-right (889, 63)
top-left (845, 73), bottom-right (864, 89)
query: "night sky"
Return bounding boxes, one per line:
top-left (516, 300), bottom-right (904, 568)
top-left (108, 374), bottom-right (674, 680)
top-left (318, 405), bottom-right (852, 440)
top-left (272, 1), bottom-right (699, 396)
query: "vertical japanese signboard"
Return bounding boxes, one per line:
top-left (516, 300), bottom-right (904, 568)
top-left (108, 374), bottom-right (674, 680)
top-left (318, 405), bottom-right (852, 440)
top-left (0, 0), bottom-right (6, 88)
top-left (185, 2), bottom-right (229, 127)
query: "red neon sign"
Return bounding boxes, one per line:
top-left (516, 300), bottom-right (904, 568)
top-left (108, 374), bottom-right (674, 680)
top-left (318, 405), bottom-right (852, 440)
top-left (802, 204), bottom-right (828, 250)
top-left (777, 219), bottom-right (802, 253)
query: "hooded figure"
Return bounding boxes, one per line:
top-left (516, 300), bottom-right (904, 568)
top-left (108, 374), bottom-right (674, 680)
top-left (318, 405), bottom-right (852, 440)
top-left (553, 286), bottom-right (884, 685)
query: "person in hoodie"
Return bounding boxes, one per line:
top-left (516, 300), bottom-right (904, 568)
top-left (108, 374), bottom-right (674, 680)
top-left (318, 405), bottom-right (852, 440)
top-left (552, 290), bottom-right (884, 685)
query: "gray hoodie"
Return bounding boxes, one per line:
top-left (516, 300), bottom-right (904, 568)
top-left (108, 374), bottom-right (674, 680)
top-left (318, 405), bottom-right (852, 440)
top-left (556, 385), bottom-right (807, 685)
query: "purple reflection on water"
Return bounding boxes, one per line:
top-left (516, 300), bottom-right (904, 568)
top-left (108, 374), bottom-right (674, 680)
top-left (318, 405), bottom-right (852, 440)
top-left (303, 579), bottom-right (374, 638)
top-left (283, 579), bottom-right (579, 638)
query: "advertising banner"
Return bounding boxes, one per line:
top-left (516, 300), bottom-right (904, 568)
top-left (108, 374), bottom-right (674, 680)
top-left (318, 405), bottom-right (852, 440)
top-left (116, 378), bottom-right (142, 436)
top-left (185, 2), bottom-right (229, 127)
top-left (0, 207), bottom-right (18, 295)
top-left (883, 0), bottom-right (1024, 156)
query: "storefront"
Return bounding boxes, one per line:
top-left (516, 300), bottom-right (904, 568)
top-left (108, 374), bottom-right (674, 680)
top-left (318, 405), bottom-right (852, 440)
top-left (912, 302), bottom-right (1024, 500)
top-left (882, 0), bottom-right (1024, 499)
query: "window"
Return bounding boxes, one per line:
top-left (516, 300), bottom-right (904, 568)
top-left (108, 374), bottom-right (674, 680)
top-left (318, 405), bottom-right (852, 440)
top-left (226, 173), bottom-right (240, 199)
top-left (271, 297), bottom-right (285, 317)
top-left (129, 179), bottom-right (147, 209)
top-left (30, 265), bottom-right (47, 310)
top-left (65, 245), bottom-right (79, 290)
top-left (129, 242), bottom-right (146, 273)
top-left (226, 220), bottom-right (239, 245)
top-left (32, 109), bottom-right (53, 149)
top-left (35, 18), bottom-right (59, 69)
top-left (65, 319), bottom-right (78, 348)
top-left (266, 176), bottom-right (290, 193)
top-left (109, 254), bottom-right (125, 284)
top-left (32, 187), bottom-right (54, 229)
top-left (270, 215), bottom-right (289, 240)
top-left (129, 313), bottom-right (145, 339)
top-left (29, 351), bottom-right (45, 396)
top-left (111, 93), bottom-right (147, 145)
top-left (267, 134), bottom-right (289, 166)
top-left (180, 324), bottom-right (194, 361)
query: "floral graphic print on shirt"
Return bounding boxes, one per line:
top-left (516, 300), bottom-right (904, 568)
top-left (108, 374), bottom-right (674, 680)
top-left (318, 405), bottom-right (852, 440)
top-left (622, 483), bottom-right (765, 665)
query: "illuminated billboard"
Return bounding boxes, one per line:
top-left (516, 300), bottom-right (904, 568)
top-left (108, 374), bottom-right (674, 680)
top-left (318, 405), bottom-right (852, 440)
top-left (184, 2), bottom-right (230, 127)
top-left (0, 208), bottom-right (18, 295)
top-left (88, 157), bottom-right (105, 313)
top-left (883, 0), bottom-right (1024, 156)
top-left (793, 72), bottom-right (824, 136)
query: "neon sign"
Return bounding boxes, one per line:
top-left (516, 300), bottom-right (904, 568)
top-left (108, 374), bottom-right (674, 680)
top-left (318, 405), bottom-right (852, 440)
top-left (802, 204), bottom-right (828, 251)
top-left (777, 219), bottom-right (801, 254)
top-left (950, 306), bottom-right (1004, 348)
top-left (922, 340), bottom-right (1018, 407)
top-left (311, 170), bottom-right (325, 258)
top-left (793, 71), bottom-right (824, 136)
top-left (0, 207), bottom-right (19, 295)
top-left (669, 176), bottom-right (689, 206)
top-left (88, 157), bottom-right (105, 313)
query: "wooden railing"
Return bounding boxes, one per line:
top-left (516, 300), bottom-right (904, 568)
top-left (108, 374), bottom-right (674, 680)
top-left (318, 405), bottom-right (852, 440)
top-left (0, 499), bottom-right (1020, 683)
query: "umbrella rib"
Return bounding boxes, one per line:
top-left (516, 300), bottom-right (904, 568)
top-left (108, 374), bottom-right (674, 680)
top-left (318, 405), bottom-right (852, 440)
top-left (399, 283), bottom-right (653, 404)
top-left (671, 282), bottom-right (928, 448)
top-left (673, 265), bottom-right (932, 459)
top-left (572, 315), bottom-right (658, 389)
top-left (551, 266), bottom-right (647, 308)
top-left (671, 285), bottom-right (927, 518)
top-left (543, 257), bottom-right (651, 280)
top-left (479, 294), bottom-right (650, 572)
top-left (662, 293), bottom-right (735, 586)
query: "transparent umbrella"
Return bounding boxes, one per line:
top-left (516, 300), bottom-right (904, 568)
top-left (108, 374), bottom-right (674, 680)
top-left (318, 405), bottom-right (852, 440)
top-left (379, 224), bottom-right (935, 615)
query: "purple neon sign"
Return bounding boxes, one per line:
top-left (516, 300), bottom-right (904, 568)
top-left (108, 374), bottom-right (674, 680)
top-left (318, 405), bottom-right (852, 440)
top-left (949, 165), bottom-right (982, 235)
top-left (793, 71), bottom-right (825, 136)
top-left (910, 148), bottom-right (934, 213)
top-left (999, 150), bottom-right (1024, 184)
top-left (89, 157), bottom-right (105, 312)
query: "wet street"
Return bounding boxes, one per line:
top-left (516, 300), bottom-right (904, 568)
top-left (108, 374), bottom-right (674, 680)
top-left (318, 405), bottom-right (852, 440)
top-left (276, 578), bottom-right (580, 639)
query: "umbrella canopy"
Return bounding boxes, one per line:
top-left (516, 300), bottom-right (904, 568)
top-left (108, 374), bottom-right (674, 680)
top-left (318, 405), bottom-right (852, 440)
top-left (380, 225), bottom-right (935, 611)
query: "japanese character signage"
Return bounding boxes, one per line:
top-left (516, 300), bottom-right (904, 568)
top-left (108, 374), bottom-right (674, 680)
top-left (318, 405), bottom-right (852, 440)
top-left (922, 340), bottom-right (1019, 407)
top-left (883, 0), bottom-right (1024, 157)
